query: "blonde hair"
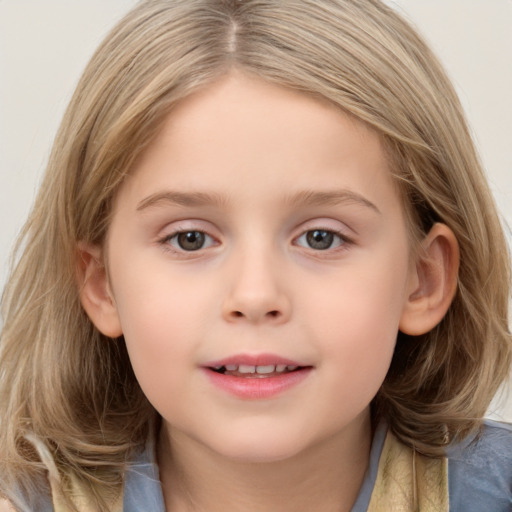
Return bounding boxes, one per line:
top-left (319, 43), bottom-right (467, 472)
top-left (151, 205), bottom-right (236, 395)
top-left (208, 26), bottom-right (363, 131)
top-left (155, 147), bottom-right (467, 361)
top-left (1, 0), bottom-right (510, 509)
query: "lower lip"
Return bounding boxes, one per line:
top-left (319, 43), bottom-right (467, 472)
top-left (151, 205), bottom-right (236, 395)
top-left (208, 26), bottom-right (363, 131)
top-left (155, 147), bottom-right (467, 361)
top-left (203, 368), bottom-right (312, 399)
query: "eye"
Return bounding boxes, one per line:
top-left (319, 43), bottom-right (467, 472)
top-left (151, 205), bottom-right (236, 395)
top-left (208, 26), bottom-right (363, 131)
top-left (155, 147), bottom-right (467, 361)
top-left (165, 230), bottom-right (215, 251)
top-left (296, 229), bottom-right (346, 250)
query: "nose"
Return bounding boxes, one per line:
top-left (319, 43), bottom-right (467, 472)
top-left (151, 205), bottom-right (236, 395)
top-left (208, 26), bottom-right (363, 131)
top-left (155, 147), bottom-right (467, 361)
top-left (221, 247), bottom-right (291, 325)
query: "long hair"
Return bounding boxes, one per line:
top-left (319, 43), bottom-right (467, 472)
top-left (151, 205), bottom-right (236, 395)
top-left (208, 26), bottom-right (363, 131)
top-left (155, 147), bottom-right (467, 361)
top-left (1, 0), bottom-right (510, 509)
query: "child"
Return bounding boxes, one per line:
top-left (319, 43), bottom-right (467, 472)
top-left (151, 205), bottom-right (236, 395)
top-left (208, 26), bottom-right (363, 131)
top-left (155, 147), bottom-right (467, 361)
top-left (1, 0), bottom-right (511, 510)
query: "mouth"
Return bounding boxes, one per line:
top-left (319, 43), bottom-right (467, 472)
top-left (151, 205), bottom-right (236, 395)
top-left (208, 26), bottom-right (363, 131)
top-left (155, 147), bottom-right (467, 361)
top-left (203, 356), bottom-right (312, 399)
top-left (209, 364), bottom-right (307, 378)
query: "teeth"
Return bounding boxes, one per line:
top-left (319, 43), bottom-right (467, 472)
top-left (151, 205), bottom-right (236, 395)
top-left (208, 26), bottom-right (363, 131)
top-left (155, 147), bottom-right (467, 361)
top-left (256, 365), bottom-right (275, 374)
top-left (238, 365), bottom-right (256, 374)
top-left (218, 364), bottom-right (300, 374)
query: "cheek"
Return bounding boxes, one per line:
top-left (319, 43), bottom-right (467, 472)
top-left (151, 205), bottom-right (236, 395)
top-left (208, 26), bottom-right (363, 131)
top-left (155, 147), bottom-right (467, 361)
top-left (302, 247), bottom-right (410, 388)
top-left (307, 251), bottom-right (408, 334)
top-left (111, 250), bottom-right (214, 335)
top-left (108, 262), bottom-right (215, 398)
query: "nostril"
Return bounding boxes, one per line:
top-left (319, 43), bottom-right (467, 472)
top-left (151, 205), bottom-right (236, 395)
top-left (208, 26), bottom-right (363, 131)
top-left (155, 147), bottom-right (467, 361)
top-left (230, 310), bottom-right (280, 319)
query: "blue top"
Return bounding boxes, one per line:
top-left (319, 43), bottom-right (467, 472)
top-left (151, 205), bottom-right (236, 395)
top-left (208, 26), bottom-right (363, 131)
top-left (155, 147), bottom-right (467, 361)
top-left (122, 420), bottom-right (512, 512)
top-left (8, 420), bottom-right (512, 511)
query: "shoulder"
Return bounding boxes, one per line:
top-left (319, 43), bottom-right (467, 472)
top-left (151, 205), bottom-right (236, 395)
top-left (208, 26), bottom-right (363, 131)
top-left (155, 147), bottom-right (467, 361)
top-left (446, 420), bottom-right (512, 512)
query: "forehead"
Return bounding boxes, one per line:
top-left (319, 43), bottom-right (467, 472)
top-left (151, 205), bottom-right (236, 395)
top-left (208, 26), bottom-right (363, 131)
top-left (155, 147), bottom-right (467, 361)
top-left (115, 72), bottom-right (402, 217)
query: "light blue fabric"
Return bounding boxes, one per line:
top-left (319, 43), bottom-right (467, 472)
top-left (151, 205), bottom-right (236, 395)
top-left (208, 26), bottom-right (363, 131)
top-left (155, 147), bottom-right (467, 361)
top-left (122, 420), bottom-right (512, 511)
top-left (350, 421), bottom-right (387, 512)
top-left (446, 420), bottom-right (512, 511)
top-left (7, 420), bottom-right (512, 510)
top-left (123, 447), bottom-right (166, 512)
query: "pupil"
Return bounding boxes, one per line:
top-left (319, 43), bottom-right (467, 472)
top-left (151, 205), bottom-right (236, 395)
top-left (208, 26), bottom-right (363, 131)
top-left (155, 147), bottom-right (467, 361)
top-left (307, 230), bottom-right (333, 250)
top-left (178, 231), bottom-right (205, 251)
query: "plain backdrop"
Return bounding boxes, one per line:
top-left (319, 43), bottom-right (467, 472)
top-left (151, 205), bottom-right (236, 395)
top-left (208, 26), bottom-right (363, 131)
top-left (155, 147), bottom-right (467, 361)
top-left (0, 1), bottom-right (511, 420)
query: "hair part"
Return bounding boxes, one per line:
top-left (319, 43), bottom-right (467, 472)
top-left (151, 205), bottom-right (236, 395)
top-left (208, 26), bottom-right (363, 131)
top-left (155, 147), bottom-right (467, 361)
top-left (1, 0), bottom-right (510, 508)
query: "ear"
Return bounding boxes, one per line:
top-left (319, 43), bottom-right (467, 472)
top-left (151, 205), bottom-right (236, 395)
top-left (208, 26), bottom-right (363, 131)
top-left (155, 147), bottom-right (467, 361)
top-left (399, 223), bottom-right (459, 336)
top-left (76, 243), bottom-right (123, 338)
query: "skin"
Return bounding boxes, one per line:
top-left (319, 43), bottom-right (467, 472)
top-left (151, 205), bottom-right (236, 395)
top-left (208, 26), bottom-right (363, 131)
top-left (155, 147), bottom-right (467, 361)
top-left (81, 72), bottom-right (459, 511)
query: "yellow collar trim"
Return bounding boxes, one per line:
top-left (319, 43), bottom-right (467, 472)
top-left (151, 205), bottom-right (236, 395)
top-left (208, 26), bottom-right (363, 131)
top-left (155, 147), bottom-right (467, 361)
top-left (367, 430), bottom-right (449, 511)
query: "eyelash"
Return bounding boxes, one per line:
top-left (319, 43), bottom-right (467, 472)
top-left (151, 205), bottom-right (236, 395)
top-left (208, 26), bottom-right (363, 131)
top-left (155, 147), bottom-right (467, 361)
top-left (158, 227), bottom-right (353, 255)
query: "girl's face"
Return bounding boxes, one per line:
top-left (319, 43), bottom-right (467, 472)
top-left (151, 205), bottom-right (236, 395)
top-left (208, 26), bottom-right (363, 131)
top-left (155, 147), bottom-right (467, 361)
top-left (105, 72), bottom-right (416, 462)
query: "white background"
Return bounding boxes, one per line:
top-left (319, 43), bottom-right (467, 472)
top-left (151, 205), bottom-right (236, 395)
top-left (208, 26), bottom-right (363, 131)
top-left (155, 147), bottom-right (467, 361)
top-left (0, 1), bottom-right (511, 420)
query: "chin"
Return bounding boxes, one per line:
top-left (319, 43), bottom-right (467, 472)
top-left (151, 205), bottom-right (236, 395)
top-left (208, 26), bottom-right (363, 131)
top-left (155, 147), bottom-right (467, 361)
top-left (204, 429), bottom-right (309, 464)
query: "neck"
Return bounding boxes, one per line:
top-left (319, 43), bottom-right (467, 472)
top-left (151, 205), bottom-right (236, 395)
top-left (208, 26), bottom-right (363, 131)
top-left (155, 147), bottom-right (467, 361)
top-left (157, 412), bottom-right (372, 512)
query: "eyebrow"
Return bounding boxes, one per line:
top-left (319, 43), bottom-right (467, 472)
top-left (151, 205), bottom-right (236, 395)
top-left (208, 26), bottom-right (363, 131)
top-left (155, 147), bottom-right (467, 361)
top-left (136, 191), bottom-right (226, 211)
top-left (285, 189), bottom-right (381, 214)
top-left (136, 189), bottom-right (380, 214)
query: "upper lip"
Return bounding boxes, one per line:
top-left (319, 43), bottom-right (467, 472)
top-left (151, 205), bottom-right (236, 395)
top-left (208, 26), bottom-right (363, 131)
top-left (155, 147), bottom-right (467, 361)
top-left (203, 353), bottom-right (306, 368)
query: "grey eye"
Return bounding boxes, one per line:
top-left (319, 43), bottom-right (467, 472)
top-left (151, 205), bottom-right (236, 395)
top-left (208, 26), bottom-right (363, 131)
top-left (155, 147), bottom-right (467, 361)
top-left (173, 231), bottom-right (210, 251)
top-left (306, 230), bottom-right (334, 250)
top-left (296, 230), bottom-right (343, 250)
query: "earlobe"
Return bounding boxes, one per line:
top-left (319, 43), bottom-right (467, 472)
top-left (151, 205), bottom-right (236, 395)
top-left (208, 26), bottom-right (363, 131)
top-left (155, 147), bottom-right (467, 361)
top-left (76, 243), bottom-right (123, 338)
top-left (399, 223), bottom-right (459, 336)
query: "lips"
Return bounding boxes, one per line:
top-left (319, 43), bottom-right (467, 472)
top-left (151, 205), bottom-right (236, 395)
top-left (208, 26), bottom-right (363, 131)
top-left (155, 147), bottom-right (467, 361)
top-left (202, 354), bottom-right (312, 399)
